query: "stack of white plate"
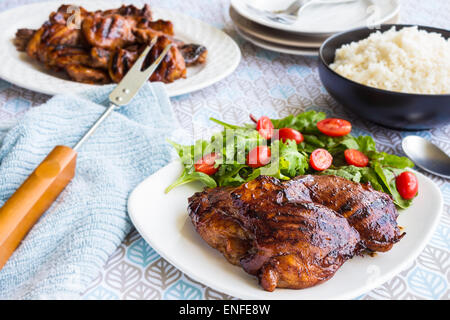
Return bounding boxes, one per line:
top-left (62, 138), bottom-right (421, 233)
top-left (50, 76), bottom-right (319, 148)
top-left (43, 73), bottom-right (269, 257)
top-left (230, 0), bottom-right (400, 56)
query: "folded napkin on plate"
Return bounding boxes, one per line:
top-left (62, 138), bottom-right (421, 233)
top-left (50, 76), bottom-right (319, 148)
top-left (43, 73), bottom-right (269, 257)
top-left (0, 82), bottom-right (177, 299)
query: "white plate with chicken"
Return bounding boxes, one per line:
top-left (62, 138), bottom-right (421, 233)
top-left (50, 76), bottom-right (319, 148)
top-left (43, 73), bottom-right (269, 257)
top-left (127, 112), bottom-right (443, 300)
top-left (128, 162), bottom-right (442, 300)
top-left (0, 0), bottom-right (241, 97)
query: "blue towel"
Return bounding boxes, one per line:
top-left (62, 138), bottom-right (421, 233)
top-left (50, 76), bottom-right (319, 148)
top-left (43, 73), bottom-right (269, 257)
top-left (0, 83), bottom-right (177, 299)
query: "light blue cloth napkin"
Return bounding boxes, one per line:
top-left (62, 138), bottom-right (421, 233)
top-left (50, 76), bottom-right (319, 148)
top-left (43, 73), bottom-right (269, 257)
top-left (0, 82), bottom-right (177, 299)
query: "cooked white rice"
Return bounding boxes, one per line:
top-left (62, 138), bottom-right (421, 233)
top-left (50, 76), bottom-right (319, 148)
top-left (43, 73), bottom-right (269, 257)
top-left (329, 26), bottom-right (450, 94)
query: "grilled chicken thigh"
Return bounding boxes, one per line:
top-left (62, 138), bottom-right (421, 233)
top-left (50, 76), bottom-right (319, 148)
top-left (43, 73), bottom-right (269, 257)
top-left (65, 64), bottom-right (110, 84)
top-left (25, 23), bottom-right (85, 60)
top-left (89, 47), bottom-right (112, 69)
top-left (13, 28), bottom-right (35, 52)
top-left (48, 4), bottom-right (90, 25)
top-left (82, 13), bottom-right (137, 50)
top-left (188, 175), bottom-right (404, 291)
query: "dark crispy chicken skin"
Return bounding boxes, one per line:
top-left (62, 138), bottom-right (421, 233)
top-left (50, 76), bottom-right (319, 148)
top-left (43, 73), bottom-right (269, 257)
top-left (26, 23), bottom-right (85, 59)
top-left (65, 64), bottom-right (110, 84)
top-left (90, 47), bottom-right (112, 69)
top-left (286, 175), bottom-right (405, 252)
top-left (136, 19), bottom-right (174, 35)
top-left (189, 176), bottom-right (362, 291)
top-left (14, 29), bottom-right (35, 52)
top-left (108, 47), bottom-right (139, 83)
top-left (82, 4), bottom-right (153, 50)
top-left (49, 4), bottom-right (90, 25)
top-left (188, 174), bottom-right (404, 291)
top-left (189, 186), bottom-right (253, 266)
top-left (101, 4), bottom-right (152, 19)
top-left (40, 46), bottom-right (91, 70)
top-left (82, 14), bottom-right (137, 50)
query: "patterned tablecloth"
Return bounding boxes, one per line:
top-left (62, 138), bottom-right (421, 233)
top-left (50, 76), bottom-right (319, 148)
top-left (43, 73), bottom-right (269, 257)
top-left (0, 0), bottom-right (449, 300)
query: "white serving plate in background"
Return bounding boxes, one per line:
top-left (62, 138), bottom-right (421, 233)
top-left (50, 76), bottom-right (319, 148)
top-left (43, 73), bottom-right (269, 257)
top-left (231, 0), bottom-right (400, 36)
top-left (0, 0), bottom-right (241, 97)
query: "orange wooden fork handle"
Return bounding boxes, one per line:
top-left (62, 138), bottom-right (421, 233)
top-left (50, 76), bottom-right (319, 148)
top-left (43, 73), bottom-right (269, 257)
top-left (0, 145), bottom-right (77, 270)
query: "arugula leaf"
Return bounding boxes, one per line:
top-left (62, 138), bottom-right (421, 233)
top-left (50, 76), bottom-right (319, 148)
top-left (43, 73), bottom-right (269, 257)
top-left (275, 139), bottom-right (309, 177)
top-left (371, 162), bottom-right (412, 208)
top-left (322, 166), bottom-right (364, 182)
top-left (215, 163), bottom-right (246, 187)
top-left (322, 165), bottom-right (383, 190)
top-left (354, 135), bottom-right (377, 153)
top-left (222, 128), bottom-right (266, 164)
top-left (302, 133), bottom-right (359, 154)
top-left (168, 139), bottom-right (210, 165)
top-left (165, 139), bottom-right (219, 193)
top-left (302, 134), bottom-right (326, 149)
top-left (370, 152), bottom-right (415, 169)
top-left (167, 110), bottom-right (417, 209)
top-left (271, 111), bottom-right (326, 134)
top-left (209, 117), bottom-right (245, 130)
top-left (165, 168), bottom-right (217, 193)
top-left (245, 140), bottom-right (310, 181)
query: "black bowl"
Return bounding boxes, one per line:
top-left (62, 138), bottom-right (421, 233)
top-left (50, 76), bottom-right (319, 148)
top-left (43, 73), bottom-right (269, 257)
top-left (319, 24), bottom-right (450, 130)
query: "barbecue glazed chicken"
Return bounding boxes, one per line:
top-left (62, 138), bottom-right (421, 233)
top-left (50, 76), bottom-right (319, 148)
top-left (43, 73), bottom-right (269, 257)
top-left (188, 175), bottom-right (405, 292)
top-left (14, 4), bottom-right (207, 84)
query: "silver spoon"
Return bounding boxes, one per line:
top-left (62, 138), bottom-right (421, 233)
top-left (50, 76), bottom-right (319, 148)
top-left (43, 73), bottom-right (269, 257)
top-left (402, 136), bottom-right (450, 179)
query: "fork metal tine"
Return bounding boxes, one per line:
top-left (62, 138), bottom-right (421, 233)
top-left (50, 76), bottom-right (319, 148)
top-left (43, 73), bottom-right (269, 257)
top-left (141, 43), bottom-right (172, 78)
top-left (108, 37), bottom-right (171, 106)
top-left (130, 36), bottom-right (158, 74)
top-left (75, 37), bottom-right (171, 149)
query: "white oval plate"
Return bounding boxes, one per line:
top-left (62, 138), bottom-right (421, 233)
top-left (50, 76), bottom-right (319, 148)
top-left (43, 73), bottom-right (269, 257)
top-left (230, 6), bottom-right (324, 48)
top-left (128, 161), bottom-right (443, 300)
top-left (231, 0), bottom-right (400, 36)
top-left (0, 0), bottom-right (241, 97)
top-left (236, 26), bottom-right (319, 56)
top-left (230, 6), bottom-right (399, 49)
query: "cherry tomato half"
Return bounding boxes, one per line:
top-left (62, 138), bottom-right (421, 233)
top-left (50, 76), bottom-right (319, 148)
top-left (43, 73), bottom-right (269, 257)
top-left (194, 153), bottom-right (220, 175)
top-left (395, 171), bottom-right (419, 200)
top-left (247, 146), bottom-right (271, 168)
top-left (317, 118), bottom-right (352, 137)
top-left (256, 116), bottom-right (274, 140)
top-left (278, 128), bottom-right (304, 144)
top-left (310, 148), bottom-right (333, 171)
top-left (344, 149), bottom-right (369, 167)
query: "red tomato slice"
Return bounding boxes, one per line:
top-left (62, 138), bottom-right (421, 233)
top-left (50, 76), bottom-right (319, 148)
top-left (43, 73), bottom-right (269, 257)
top-left (247, 146), bottom-right (271, 168)
top-left (278, 128), bottom-right (304, 144)
top-left (317, 118), bottom-right (352, 137)
top-left (256, 116), bottom-right (274, 140)
top-left (194, 153), bottom-right (220, 175)
top-left (310, 148), bottom-right (333, 171)
top-left (395, 171), bottom-right (419, 200)
top-left (344, 149), bottom-right (369, 167)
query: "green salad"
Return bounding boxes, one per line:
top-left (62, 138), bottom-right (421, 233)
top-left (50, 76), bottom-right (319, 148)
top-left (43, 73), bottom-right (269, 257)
top-left (166, 110), bottom-right (417, 209)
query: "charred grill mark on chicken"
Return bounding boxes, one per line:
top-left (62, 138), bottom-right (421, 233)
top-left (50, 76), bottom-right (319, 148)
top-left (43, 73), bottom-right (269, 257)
top-left (288, 175), bottom-right (405, 252)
